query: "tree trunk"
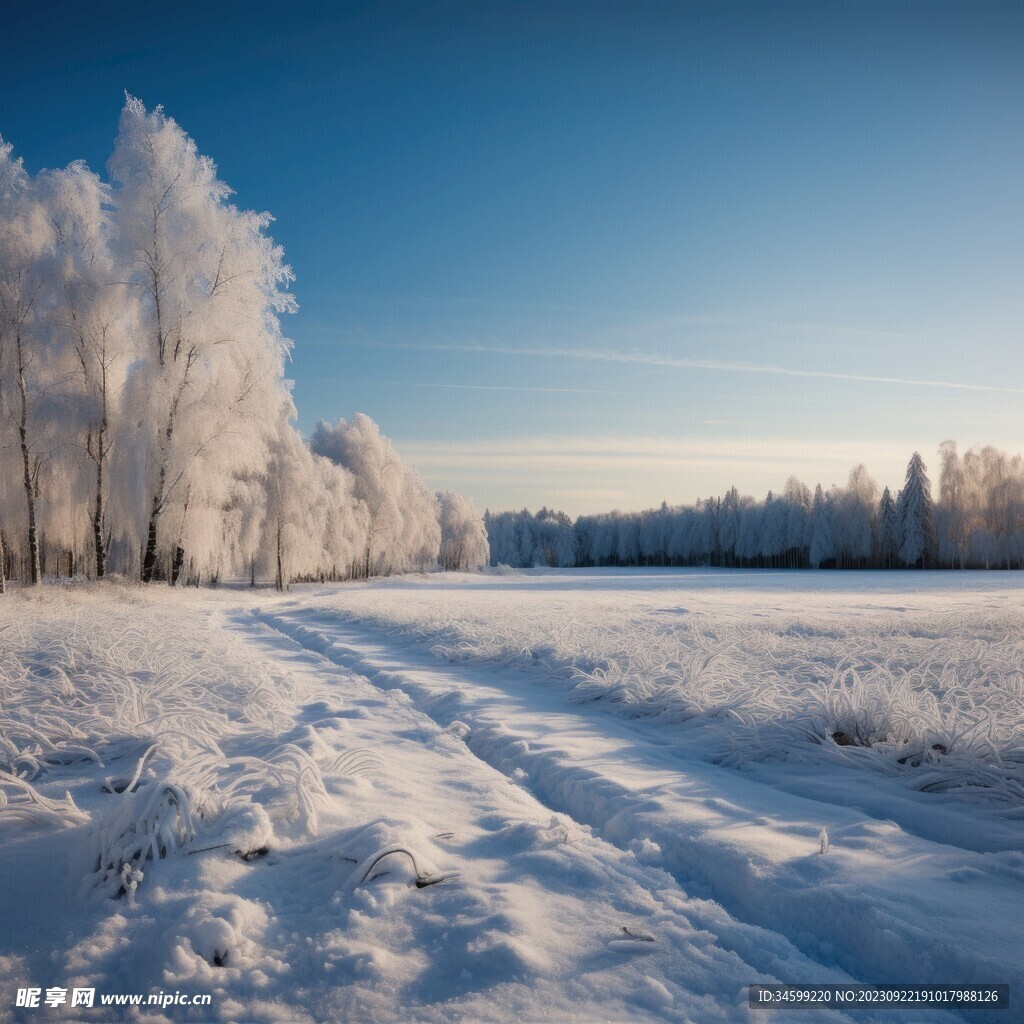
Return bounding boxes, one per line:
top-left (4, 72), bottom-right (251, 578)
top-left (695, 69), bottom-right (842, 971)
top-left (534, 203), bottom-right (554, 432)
top-left (93, 488), bottom-right (106, 578)
top-left (250, 557), bottom-right (256, 588)
top-left (170, 545), bottom-right (185, 586)
top-left (0, 531), bottom-right (6, 594)
top-left (16, 334), bottom-right (40, 585)
top-left (91, 422), bottom-right (107, 579)
top-left (275, 518), bottom-right (284, 592)
top-left (140, 472), bottom-right (163, 582)
top-left (142, 372), bottom-right (187, 582)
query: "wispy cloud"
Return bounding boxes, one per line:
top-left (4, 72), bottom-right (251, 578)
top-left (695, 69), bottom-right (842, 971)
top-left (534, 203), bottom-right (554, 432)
top-left (397, 433), bottom-right (915, 465)
top-left (315, 376), bottom-right (818, 403)
top-left (346, 339), bottom-right (1024, 396)
top-left (315, 377), bottom-right (658, 397)
top-left (306, 297), bottom-right (932, 342)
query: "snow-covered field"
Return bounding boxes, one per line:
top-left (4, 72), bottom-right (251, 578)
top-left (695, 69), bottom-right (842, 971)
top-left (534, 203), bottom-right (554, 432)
top-left (1, 570), bottom-right (1021, 1022)
top-left (293, 569), bottom-right (1024, 802)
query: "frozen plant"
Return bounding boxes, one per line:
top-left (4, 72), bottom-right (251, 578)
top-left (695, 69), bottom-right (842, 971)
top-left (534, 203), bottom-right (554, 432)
top-left (120, 862), bottom-right (143, 904)
top-left (89, 780), bottom-right (198, 897)
top-left (0, 769), bottom-right (90, 829)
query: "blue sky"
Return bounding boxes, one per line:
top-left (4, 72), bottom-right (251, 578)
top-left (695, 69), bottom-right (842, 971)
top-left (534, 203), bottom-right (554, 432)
top-left (3, 1), bottom-right (1022, 514)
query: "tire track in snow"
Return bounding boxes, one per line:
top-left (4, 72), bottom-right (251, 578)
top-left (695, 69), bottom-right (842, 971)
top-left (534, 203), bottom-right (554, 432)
top-left (249, 606), bottom-right (1005, 1023)
top-left (237, 608), bottom-right (948, 1024)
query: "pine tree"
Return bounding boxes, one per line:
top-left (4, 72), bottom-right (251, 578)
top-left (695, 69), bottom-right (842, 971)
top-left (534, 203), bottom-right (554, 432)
top-left (897, 452), bottom-right (936, 568)
top-left (877, 487), bottom-right (898, 568)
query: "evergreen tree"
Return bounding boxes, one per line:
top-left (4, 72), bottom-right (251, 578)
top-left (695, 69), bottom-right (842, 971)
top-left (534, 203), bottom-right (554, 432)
top-left (897, 452), bottom-right (936, 568)
top-left (877, 487), bottom-right (898, 569)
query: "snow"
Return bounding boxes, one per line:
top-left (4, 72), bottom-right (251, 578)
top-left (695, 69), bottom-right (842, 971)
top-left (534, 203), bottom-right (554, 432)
top-left (1, 570), bottom-right (1021, 1022)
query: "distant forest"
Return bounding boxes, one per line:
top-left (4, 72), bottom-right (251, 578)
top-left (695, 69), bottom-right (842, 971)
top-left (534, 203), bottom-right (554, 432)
top-left (486, 444), bottom-right (1024, 571)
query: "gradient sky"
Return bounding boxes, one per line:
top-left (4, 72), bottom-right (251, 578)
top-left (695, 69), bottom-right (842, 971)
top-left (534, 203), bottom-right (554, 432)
top-left (3, 1), bottom-right (1022, 514)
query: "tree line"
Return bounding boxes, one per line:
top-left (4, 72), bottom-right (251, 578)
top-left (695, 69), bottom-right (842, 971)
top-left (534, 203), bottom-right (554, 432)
top-left (486, 444), bottom-right (1024, 570)
top-left (0, 97), bottom-right (488, 590)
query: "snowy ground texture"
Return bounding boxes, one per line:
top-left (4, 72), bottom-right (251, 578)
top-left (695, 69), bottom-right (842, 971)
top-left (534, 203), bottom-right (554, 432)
top-left (1, 570), bottom-right (1021, 1023)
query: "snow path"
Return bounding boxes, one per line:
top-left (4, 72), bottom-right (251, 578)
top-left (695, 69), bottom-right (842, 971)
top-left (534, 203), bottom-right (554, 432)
top-left (251, 601), bottom-right (1020, 1022)
top-left (220, 610), bottom-right (877, 1024)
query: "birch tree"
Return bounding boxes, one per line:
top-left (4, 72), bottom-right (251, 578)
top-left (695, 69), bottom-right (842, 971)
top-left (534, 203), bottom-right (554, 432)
top-left (311, 414), bottom-right (440, 576)
top-left (0, 139), bottom-right (57, 584)
top-left (37, 160), bottom-right (136, 577)
top-left (109, 96), bottom-right (294, 581)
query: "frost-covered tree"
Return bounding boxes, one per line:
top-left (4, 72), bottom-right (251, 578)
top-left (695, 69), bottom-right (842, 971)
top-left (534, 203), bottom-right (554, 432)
top-left (244, 419), bottom-right (368, 589)
top-left (317, 453), bottom-right (369, 581)
top-left (109, 96), bottom-right (294, 582)
top-left (486, 507), bottom-right (573, 567)
top-left (737, 498), bottom-right (762, 564)
top-left (437, 490), bottom-right (489, 571)
top-left (809, 484), bottom-right (834, 568)
top-left (616, 512), bottom-right (641, 566)
top-left (312, 414), bottom-right (402, 577)
top-left (833, 465), bottom-right (876, 568)
top-left (718, 487), bottom-right (740, 566)
top-left (897, 452), bottom-right (936, 568)
top-left (937, 440), bottom-right (970, 569)
top-left (551, 515), bottom-right (578, 567)
top-left (639, 501), bottom-right (670, 565)
top-left (36, 160), bottom-right (137, 577)
top-left (311, 414), bottom-right (440, 576)
top-left (877, 486), bottom-right (898, 569)
top-left (0, 139), bottom-right (55, 583)
top-left (760, 491), bottom-right (786, 566)
top-left (262, 426), bottom-right (325, 590)
top-left (783, 476), bottom-right (812, 567)
top-left (591, 513), bottom-right (620, 566)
